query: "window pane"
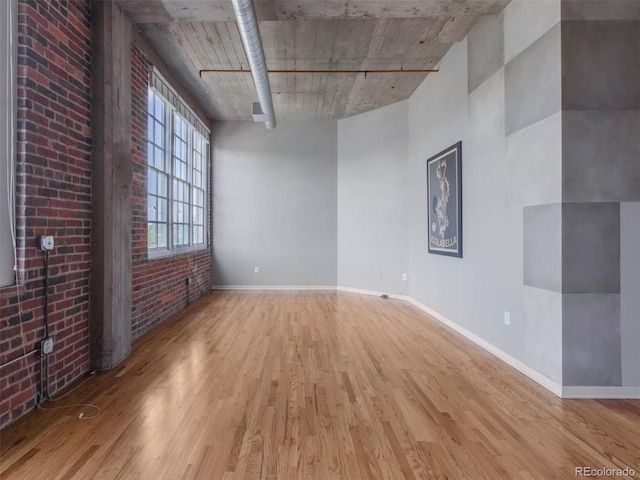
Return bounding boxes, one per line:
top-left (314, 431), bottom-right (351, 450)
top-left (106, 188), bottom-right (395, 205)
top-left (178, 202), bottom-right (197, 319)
top-left (173, 224), bottom-right (182, 247)
top-left (158, 198), bottom-right (167, 222)
top-left (155, 121), bottom-right (164, 145)
top-left (154, 147), bottom-right (164, 170)
top-left (158, 172), bottom-right (168, 197)
top-left (158, 224), bottom-right (167, 248)
top-left (176, 116), bottom-right (184, 136)
top-left (148, 169), bottom-right (157, 195)
top-left (147, 195), bottom-right (156, 221)
top-left (192, 206), bottom-right (201, 226)
top-left (195, 188), bottom-right (204, 207)
top-left (182, 225), bottom-right (189, 245)
top-left (155, 96), bottom-right (164, 118)
top-left (147, 142), bottom-right (154, 165)
top-left (191, 226), bottom-right (199, 244)
top-left (148, 223), bottom-right (157, 248)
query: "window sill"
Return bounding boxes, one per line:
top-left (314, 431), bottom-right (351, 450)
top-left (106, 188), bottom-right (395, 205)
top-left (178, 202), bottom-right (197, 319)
top-left (147, 244), bottom-right (208, 261)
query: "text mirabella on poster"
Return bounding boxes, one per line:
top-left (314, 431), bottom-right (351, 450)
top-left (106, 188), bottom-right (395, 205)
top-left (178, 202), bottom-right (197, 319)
top-left (430, 236), bottom-right (458, 249)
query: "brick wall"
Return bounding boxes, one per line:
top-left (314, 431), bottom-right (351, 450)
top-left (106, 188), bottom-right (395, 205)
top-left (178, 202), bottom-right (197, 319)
top-left (0, 1), bottom-right (213, 430)
top-left (0, 0), bottom-right (92, 428)
top-left (130, 44), bottom-right (212, 339)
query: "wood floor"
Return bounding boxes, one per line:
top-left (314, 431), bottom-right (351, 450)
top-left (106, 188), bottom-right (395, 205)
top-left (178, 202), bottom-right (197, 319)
top-left (1, 291), bottom-right (639, 480)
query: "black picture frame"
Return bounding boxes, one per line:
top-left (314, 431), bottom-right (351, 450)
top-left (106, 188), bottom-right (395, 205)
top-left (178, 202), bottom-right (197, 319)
top-left (426, 141), bottom-right (462, 258)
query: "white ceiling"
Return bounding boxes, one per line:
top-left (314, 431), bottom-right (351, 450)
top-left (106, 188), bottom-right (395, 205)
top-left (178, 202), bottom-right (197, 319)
top-left (119, 0), bottom-right (510, 122)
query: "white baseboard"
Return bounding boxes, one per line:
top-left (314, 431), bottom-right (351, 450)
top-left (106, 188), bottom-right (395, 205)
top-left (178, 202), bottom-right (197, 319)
top-left (562, 387), bottom-right (640, 399)
top-left (336, 286), bottom-right (562, 397)
top-left (403, 297), bottom-right (564, 397)
top-left (335, 285), bottom-right (409, 301)
top-left (212, 285), bottom-right (336, 291)
top-left (213, 285), bottom-right (635, 399)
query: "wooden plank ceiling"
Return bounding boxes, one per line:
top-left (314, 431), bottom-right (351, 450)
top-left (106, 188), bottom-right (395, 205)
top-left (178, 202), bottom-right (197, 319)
top-left (119, 0), bottom-right (510, 122)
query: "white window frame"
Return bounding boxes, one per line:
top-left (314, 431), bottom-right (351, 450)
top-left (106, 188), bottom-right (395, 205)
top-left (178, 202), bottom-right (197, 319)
top-left (0, 0), bottom-right (17, 287)
top-left (146, 69), bottom-right (210, 259)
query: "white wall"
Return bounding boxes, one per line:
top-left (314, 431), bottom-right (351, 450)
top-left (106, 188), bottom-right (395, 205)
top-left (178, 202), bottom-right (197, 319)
top-left (0, 0), bottom-right (16, 288)
top-left (337, 101), bottom-right (409, 294)
top-left (212, 121), bottom-right (337, 287)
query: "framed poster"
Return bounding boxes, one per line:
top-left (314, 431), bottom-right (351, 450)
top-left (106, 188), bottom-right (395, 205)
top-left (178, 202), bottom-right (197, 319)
top-left (427, 141), bottom-right (462, 258)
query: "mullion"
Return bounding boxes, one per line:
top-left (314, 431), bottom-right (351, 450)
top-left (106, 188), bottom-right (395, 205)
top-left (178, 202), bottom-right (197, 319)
top-left (187, 126), bottom-right (193, 247)
top-left (191, 133), bottom-right (206, 245)
top-left (147, 89), bottom-right (170, 252)
top-left (172, 113), bottom-right (190, 247)
top-left (166, 104), bottom-right (174, 249)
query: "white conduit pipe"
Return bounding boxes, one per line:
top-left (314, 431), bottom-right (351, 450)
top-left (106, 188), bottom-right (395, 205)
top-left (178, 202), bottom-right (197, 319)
top-left (230, 0), bottom-right (277, 129)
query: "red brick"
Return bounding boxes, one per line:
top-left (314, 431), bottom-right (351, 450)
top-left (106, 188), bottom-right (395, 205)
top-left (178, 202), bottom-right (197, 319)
top-left (2, 0), bottom-right (211, 430)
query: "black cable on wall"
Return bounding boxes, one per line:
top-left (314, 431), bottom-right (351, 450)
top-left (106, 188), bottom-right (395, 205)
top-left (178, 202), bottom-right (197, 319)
top-left (43, 249), bottom-right (50, 338)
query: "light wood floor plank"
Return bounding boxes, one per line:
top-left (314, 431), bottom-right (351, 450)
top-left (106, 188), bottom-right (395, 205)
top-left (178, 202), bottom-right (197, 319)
top-left (1, 291), bottom-right (638, 479)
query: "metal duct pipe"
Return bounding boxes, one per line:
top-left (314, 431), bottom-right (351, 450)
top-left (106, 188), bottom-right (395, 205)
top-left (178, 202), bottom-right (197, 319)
top-left (230, 0), bottom-right (276, 129)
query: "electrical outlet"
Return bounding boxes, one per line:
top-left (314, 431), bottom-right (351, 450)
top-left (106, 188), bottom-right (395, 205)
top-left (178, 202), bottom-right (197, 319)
top-left (504, 311), bottom-right (511, 326)
top-left (254, 266), bottom-right (259, 273)
top-left (39, 235), bottom-right (54, 251)
top-left (41, 337), bottom-right (54, 355)
top-left (402, 273), bottom-right (408, 281)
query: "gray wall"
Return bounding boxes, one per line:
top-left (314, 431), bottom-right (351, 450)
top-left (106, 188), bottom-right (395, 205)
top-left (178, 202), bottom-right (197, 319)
top-left (337, 101), bottom-right (410, 294)
top-left (406, 0), bottom-right (563, 384)
top-left (332, 0), bottom-right (564, 384)
top-left (211, 0), bottom-right (638, 390)
top-left (621, 202), bottom-right (640, 387)
top-left (335, 0), bottom-right (638, 388)
top-left (212, 121), bottom-right (337, 286)
top-left (560, 3), bottom-right (640, 386)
